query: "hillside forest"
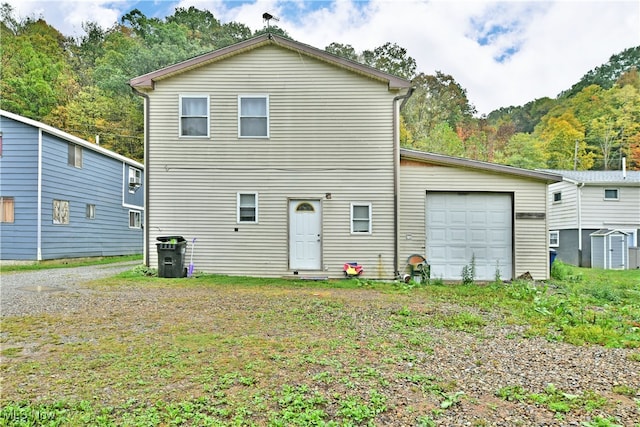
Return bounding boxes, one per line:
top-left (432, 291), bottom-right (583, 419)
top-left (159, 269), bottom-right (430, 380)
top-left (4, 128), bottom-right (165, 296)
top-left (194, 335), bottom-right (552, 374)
top-left (2, 4), bottom-right (639, 170)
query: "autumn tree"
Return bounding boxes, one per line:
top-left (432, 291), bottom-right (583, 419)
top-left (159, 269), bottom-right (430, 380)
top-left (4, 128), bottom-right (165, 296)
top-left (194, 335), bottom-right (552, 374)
top-left (536, 111), bottom-right (594, 170)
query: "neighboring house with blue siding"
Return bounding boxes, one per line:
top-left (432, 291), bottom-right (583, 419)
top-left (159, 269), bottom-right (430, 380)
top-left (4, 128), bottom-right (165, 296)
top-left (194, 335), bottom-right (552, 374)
top-left (0, 110), bottom-right (144, 261)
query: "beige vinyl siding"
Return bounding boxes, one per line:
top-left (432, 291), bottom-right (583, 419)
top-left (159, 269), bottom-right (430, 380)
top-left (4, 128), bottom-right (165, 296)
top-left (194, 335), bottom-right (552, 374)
top-left (399, 161), bottom-right (550, 280)
top-left (146, 45), bottom-right (399, 278)
top-left (548, 181), bottom-right (578, 229)
top-left (580, 185), bottom-right (640, 229)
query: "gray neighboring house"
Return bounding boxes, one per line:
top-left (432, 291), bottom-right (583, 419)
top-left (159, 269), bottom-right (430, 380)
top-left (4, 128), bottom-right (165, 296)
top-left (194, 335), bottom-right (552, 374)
top-left (130, 33), bottom-right (561, 280)
top-left (544, 169), bottom-right (640, 268)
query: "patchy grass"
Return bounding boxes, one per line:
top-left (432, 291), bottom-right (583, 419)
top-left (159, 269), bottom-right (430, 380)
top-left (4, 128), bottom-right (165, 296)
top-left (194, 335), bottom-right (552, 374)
top-left (0, 255), bottom-right (142, 273)
top-left (1, 264), bottom-right (638, 425)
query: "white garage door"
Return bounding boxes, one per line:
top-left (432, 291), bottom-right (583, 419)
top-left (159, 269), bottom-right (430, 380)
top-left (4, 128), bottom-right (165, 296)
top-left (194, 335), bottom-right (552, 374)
top-left (426, 192), bottom-right (512, 281)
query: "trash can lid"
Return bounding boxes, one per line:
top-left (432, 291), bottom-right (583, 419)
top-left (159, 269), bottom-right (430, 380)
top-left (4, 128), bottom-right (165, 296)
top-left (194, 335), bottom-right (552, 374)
top-left (156, 236), bottom-right (186, 242)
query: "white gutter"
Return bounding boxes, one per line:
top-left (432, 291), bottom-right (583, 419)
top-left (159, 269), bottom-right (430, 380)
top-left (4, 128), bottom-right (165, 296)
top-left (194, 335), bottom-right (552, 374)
top-left (37, 128), bottom-right (43, 260)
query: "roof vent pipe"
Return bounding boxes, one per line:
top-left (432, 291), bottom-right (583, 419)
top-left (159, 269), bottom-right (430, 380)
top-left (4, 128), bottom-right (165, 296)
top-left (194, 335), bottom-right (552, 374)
top-left (622, 157), bottom-right (626, 179)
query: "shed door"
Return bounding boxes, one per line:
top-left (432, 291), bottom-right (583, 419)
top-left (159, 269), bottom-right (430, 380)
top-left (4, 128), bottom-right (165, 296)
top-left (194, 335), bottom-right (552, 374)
top-left (608, 234), bottom-right (626, 269)
top-left (289, 200), bottom-right (322, 270)
top-left (426, 192), bottom-right (512, 280)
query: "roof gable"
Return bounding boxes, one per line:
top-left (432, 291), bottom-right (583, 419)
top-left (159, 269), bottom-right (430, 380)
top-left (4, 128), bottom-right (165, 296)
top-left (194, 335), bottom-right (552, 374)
top-left (401, 148), bottom-right (562, 183)
top-left (0, 109), bottom-right (144, 169)
top-left (129, 34), bottom-right (411, 91)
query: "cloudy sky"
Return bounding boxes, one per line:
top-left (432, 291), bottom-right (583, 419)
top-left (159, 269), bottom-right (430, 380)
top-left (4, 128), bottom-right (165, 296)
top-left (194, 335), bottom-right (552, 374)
top-left (5, 0), bottom-right (640, 115)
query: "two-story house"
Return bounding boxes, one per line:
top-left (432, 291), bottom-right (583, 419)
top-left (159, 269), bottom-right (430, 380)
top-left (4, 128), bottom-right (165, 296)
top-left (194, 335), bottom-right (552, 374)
top-left (0, 110), bottom-right (144, 261)
top-left (545, 169), bottom-right (640, 268)
top-left (130, 34), bottom-right (560, 280)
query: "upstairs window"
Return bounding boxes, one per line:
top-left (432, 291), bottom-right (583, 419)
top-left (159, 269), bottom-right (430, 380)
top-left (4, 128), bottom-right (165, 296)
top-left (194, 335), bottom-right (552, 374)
top-left (129, 166), bottom-right (142, 192)
top-left (351, 203), bottom-right (372, 234)
top-left (86, 204), bottom-right (96, 219)
top-left (604, 188), bottom-right (619, 200)
top-left (1, 196), bottom-right (14, 223)
top-left (180, 95), bottom-right (209, 137)
top-left (553, 192), bottom-right (562, 203)
top-left (239, 95), bottom-right (269, 138)
top-left (237, 193), bottom-right (258, 223)
top-left (68, 144), bottom-right (82, 168)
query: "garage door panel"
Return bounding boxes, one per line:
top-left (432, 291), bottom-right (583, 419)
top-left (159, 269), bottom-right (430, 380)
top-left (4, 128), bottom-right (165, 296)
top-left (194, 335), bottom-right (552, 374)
top-left (469, 229), bottom-right (486, 243)
top-left (426, 192), bottom-right (512, 281)
top-left (450, 211), bottom-right (466, 224)
top-left (450, 229), bottom-right (467, 243)
top-left (428, 210), bottom-right (447, 226)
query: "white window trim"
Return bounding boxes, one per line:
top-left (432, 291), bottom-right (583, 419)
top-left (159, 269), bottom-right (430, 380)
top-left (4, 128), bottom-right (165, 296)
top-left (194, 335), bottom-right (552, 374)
top-left (129, 210), bottom-right (141, 229)
top-left (350, 202), bottom-right (372, 234)
top-left (549, 230), bottom-right (559, 247)
top-left (237, 192), bottom-right (258, 224)
top-left (238, 95), bottom-right (269, 139)
top-left (552, 191), bottom-right (562, 204)
top-left (179, 94), bottom-right (210, 138)
top-left (603, 188), bottom-right (619, 201)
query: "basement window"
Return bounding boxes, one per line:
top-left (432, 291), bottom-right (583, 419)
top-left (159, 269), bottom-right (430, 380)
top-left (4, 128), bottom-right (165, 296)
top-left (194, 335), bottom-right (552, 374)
top-left (604, 188), bottom-right (619, 200)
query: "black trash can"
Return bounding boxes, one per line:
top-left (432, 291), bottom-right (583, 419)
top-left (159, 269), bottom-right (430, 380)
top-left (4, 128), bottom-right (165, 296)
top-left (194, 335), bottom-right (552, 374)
top-left (156, 236), bottom-right (187, 278)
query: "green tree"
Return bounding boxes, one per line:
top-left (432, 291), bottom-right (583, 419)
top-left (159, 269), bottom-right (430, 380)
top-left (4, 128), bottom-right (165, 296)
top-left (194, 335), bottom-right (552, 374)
top-left (362, 42), bottom-right (416, 79)
top-left (325, 42), bottom-right (358, 61)
top-left (0, 16), bottom-right (78, 119)
top-left (402, 71), bottom-right (476, 152)
top-left (494, 132), bottom-right (546, 169)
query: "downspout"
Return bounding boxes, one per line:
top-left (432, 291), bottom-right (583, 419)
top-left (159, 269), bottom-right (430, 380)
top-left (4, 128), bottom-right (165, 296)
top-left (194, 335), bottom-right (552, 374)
top-left (577, 182), bottom-right (585, 266)
top-left (392, 87), bottom-right (414, 277)
top-left (132, 87), bottom-right (150, 267)
top-left (37, 128), bottom-right (43, 260)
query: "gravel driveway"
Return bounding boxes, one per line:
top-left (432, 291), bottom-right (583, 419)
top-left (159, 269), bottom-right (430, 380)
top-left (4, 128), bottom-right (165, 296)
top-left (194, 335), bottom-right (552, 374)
top-left (0, 261), bottom-right (140, 317)
top-left (2, 264), bottom-right (639, 425)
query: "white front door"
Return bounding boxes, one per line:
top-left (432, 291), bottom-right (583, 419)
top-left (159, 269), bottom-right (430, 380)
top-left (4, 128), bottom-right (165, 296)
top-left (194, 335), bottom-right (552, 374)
top-left (289, 200), bottom-right (322, 270)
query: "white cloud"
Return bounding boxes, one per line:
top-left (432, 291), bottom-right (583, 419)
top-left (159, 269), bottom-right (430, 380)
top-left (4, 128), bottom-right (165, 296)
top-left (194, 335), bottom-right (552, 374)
top-left (4, 0), bottom-right (639, 114)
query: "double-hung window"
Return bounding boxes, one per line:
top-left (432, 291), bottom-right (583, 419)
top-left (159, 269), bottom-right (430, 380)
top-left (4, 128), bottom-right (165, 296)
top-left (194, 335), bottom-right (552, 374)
top-left (238, 95), bottom-right (269, 138)
top-left (237, 193), bottom-right (258, 223)
top-left (549, 230), bottom-right (559, 247)
top-left (180, 95), bottom-right (209, 137)
top-left (351, 203), bottom-right (372, 234)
